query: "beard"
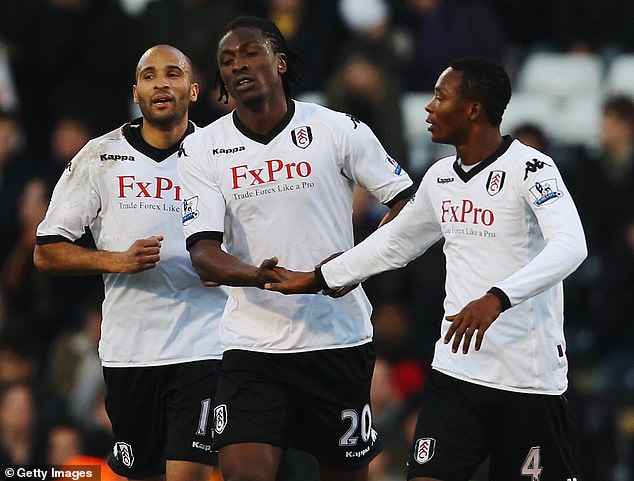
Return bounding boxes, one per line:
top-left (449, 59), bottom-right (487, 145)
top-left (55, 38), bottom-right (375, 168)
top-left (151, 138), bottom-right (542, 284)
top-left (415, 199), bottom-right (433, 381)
top-left (139, 101), bottom-right (187, 128)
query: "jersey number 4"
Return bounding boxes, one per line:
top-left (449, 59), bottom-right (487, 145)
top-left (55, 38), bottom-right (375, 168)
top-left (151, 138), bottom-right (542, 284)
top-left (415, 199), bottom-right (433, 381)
top-left (521, 446), bottom-right (543, 480)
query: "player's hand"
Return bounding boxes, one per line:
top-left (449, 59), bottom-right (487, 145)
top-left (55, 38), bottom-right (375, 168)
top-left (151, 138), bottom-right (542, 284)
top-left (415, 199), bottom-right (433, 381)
top-left (118, 235), bottom-right (164, 273)
top-left (264, 270), bottom-right (322, 294)
top-left (255, 256), bottom-right (291, 288)
top-left (315, 252), bottom-right (358, 298)
top-left (443, 293), bottom-right (502, 354)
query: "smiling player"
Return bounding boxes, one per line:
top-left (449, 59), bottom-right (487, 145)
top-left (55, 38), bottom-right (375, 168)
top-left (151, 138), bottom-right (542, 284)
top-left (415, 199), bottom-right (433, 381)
top-left (34, 45), bottom-right (227, 481)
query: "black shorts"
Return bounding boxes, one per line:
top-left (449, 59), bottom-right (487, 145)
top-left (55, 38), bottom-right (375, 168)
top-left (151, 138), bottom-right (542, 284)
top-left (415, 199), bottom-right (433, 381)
top-left (103, 360), bottom-right (219, 479)
top-left (406, 370), bottom-right (582, 481)
top-left (212, 344), bottom-right (382, 470)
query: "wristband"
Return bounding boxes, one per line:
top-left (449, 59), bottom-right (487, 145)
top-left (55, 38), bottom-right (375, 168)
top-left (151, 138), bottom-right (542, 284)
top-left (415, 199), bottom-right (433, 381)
top-left (487, 287), bottom-right (511, 312)
top-left (314, 266), bottom-right (329, 290)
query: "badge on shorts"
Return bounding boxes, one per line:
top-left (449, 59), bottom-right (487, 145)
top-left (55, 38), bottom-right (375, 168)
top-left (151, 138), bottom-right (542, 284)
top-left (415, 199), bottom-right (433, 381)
top-left (414, 437), bottom-right (436, 464)
top-left (113, 441), bottom-right (135, 468)
top-left (214, 404), bottom-right (228, 434)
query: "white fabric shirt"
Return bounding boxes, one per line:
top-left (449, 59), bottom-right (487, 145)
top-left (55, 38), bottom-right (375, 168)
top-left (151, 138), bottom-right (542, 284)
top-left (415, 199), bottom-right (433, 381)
top-left (37, 119), bottom-right (227, 367)
top-left (322, 137), bottom-right (587, 394)
top-left (178, 100), bottom-right (413, 353)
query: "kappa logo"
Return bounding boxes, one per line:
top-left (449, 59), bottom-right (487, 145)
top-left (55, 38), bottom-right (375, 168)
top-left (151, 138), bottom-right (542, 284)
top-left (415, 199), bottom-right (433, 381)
top-left (523, 158), bottom-right (551, 180)
top-left (113, 441), bottom-right (135, 468)
top-left (414, 437), bottom-right (435, 464)
top-left (486, 170), bottom-right (506, 196)
top-left (182, 196), bottom-right (199, 225)
top-left (192, 441), bottom-right (214, 452)
top-left (213, 146), bottom-right (246, 155)
top-left (437, 176), bottom-right (454, 184)
top-left (100, 153), bottom-right (135, 162)
top-left (291, 126), bottom-right (313, 149)
top-left (529, 178), bottom-right (563, 206)
top-left (214, 404), bottom-right (228, 434)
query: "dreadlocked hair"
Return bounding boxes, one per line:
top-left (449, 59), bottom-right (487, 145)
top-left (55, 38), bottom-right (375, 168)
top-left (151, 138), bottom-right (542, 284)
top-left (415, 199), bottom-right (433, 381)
top-left (215, 16), bottom-right (304, 104)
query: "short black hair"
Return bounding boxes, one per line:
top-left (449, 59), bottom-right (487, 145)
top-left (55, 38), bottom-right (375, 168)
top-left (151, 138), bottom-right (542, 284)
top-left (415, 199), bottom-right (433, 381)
top-left (450, 57), bottom-right (511, 127)
top-left (215, 16), bottom-right (304, 104)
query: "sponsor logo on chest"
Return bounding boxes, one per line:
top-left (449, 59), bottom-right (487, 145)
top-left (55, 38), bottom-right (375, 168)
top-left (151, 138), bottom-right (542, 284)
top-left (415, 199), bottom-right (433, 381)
top-left (230, 159), bottom-right (312, 189)
top-left (116, 175), bottom-right (182, 200)
top-left (440, 199), bottom-right (495, 226)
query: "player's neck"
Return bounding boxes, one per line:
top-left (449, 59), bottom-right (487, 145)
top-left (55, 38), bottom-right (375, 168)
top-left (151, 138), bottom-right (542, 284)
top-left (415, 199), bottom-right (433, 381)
top-left (235, 94), bottom-right (289, 136)
top-left (140, 117), bottom-right (189, 150)
top-left (457, 129), bottom-right (503, 166)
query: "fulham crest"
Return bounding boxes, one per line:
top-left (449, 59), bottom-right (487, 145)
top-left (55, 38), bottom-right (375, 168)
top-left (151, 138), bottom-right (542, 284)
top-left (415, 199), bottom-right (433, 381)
top-left (486, 170), bottom-right (506, 196)
top-left (113, 441), bottom-right (135, 468)
top-left (414, 437), bottom-right (436, 464)
top-left (291, 126), bottom-right (313, 149)
top-left (214, 404), bottom-right (228, 434)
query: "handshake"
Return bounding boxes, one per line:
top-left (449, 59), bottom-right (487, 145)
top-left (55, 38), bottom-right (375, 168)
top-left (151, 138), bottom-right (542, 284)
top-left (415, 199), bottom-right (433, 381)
top-left (257, 252), bottom-right (357, 298)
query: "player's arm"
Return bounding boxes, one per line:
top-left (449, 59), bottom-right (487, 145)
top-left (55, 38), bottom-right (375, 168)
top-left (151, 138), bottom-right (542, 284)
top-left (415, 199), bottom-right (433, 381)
top-left (33, 236), bottom-right (164, 275)
top-left (377, 189), bottom-right (414, 227)
top-left (267, 181), bottom-right (442, 295)
top-left (443, 159), bottom-right (588, 354)
top-left (264, 189), bottom-right (415, 297)
top-left (187, 237), bottom-right (286, 288)
top-left (487, 163), bottom-right (587, 306)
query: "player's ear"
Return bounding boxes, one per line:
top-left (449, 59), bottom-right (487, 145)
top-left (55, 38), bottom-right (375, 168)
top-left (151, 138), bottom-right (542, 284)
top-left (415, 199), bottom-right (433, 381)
top-left (190, 82), bottom-right (199, 102)
top-left (468, 101), bottom-right (481, 121)
top-left (277, 53), bottom-right (287, 75)
top-left (132, 85), bottom-right (139, 105)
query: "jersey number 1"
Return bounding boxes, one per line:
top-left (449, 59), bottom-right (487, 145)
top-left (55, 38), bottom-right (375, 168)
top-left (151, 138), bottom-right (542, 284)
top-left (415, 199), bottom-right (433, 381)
top-left (196, 398), bottom-right (211, 436)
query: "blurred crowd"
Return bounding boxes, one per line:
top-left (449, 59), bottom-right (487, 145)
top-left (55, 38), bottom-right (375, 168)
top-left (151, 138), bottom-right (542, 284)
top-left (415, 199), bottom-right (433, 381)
top-left (1, 1), bottom-right (634, 480)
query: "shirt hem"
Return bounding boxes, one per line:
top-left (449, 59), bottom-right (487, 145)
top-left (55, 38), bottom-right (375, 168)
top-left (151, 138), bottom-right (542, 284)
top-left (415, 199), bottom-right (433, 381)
top-left (101, 354), bottom-right (222, 368)
top-left (432, 367), bottom-right (567, 395)
top-left (221, 338), bottom-right (372, 354)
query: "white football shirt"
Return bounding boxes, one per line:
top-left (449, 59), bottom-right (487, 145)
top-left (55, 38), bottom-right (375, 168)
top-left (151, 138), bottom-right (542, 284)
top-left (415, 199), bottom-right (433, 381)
top-left (322, 137), bottom-right (587, 394)
top-left (37, 119), bottom-right (227, 367)
top-left (178, 100), bottom-right (413, 353)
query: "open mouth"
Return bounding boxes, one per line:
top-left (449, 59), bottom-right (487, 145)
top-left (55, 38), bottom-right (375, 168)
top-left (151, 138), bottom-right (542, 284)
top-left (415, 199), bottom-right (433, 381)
top-left (152, 95), bottom-right (173, 106)
top-left (234, 77), bottom-right (254, 90)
